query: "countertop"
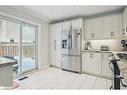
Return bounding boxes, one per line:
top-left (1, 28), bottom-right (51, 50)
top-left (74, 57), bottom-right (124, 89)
top-left (82, 49), bottom-right (119, 53)
top-left (0, 57), bottom-right (16, 67)
top-left (82, 49), bottom-right (127, 83)
top-left (111, 52), bottom-right (127, 84)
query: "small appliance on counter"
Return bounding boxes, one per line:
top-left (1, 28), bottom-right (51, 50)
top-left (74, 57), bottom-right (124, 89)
top-left (101, 46), bottom-right (109, 51)
top-left (121, 40), bottom-right (127, 51)
top-left (117, 53), bottom-right (127, 60)
top-left (84, 42), bottom-right (92, 50)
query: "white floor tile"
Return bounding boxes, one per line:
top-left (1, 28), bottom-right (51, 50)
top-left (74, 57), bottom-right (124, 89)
top-left (17, 67), bottom-right (111, 90)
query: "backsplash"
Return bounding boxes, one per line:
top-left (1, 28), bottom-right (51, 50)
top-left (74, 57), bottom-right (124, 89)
top-left (83, 39), bottom-right (123, 51)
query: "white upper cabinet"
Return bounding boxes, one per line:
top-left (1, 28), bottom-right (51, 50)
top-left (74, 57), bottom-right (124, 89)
top-left (85, 17), bottom-right (103, 40)
top-left (84, 19), bottom-right (93, 40)
top-left (112, 14), bottom-right (123, 37)
top-left (103, 14), bottom-right (122, 39)
top-left (93, 17), bottom-right (103, 39)
top-left (72, 18), bottom-right (82, 29)
top-left (84, 13), bottom-right (123, 40)
top-left (102, 15), bottom-right (112, 39)
top-left (123, 7), bottom-right (127, 36)
top-left (63, 21), bottom-right (72, 30)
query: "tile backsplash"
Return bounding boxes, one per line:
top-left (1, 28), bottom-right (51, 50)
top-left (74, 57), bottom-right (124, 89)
top-left (83, 39), bottom-right (123, 51)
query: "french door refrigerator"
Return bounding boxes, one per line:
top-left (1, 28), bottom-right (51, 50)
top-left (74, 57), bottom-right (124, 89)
top-left (61, 26), bottom-right (81, 73)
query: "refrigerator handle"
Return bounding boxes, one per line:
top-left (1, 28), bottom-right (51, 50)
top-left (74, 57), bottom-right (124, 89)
top-left (68, 30), bottom-right (72, 49)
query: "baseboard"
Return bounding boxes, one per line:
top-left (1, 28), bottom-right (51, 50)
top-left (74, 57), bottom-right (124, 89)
top-left (38, 64), bottom-right (50, 70)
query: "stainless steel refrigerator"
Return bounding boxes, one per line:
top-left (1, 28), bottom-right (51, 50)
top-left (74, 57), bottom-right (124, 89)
top-left (61, 27), bottom-right (81, 73)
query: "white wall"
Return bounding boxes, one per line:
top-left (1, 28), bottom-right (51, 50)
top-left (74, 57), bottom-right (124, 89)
top-left (0, 6), bottom-right (50, 69)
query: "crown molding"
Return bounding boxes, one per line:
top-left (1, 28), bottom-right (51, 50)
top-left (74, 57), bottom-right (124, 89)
top-left (9, 6), bottom-right (51, 23)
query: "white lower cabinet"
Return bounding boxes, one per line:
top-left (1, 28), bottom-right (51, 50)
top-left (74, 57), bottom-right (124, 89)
top-left (82, 52), bottom-right (101, 75)
top-left (82, 52), bottom-right (91, 73)
top-left (82, 52), bottom-right (112, 78)
top-left (101, 53), bottom-right (112, 78)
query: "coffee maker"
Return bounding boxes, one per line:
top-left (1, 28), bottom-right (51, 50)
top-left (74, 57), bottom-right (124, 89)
top-left (121, 40), bottom-right (127, 51)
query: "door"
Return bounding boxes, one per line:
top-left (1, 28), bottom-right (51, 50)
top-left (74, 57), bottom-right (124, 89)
top-left (82, 52), bottom-right (91, 73)
top-left (50, 23), bottom-right (62, 67)
top-left (103, 15), bottom-right (112, 39)
top-left (93, 17), bottom-right (103, 39)
top-left (63, 21), bottom-right (72, 30)
top-left (21, 24), bottom-right (37, 72)
top-left (69, 29), bottom-right (81, 55)
top-left (0, 19), bottom-right (21, 78)
top-left (72, 18), bottom-right (82, 29)
top-left (84, 19), bottom-right (93, 40)
top-left (55, 23), bottom-right (62, 67)
top-left (111, 14), bottom-right (122, 38)
top-left (91, 53), bottom-right (101, 75)
top-left (101, 53), bottom-right (112, 78)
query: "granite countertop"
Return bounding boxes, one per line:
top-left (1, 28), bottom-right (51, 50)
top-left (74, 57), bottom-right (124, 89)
top-left (82, 49), bottom-right (114, 53)
top-left (111, 52), bottom-right (127, 84)
top-left (0, 57), bottom-right (16, 67)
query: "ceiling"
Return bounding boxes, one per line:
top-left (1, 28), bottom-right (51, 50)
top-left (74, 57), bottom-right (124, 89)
top-left (21, 6), bottom-right (124, 22)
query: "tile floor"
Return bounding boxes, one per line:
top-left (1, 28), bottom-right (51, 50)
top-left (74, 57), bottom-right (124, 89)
top-left (16, 67), bottom-right (112, 89)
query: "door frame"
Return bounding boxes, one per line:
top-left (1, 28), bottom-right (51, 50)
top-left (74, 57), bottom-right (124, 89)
top-left (20, 23), bottom-right (38, 74)
top-left (0, 15), bottom-right (39, 76)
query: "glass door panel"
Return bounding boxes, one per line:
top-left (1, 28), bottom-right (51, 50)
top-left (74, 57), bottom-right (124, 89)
top-left (21, 24), bottom-right (36, 72)
top-left (0, 19), bottom-right (20, 78)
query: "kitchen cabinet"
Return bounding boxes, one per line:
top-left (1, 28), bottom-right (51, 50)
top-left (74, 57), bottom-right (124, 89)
top-left (103, 14), bottom-right (122, 39)
top-left (93, 17), bottom-right (103, 39)
top-left (85, 17), bottom-right (103, 40)
top-left (84, 13), bottom-right (122, 40)
top-left (82, 52), bottom-right (91, 73)
top-left (91, 52), bottom-right (102, 75)
top-left (123, 7), bottom-right (127, 36)
top-left (101, 53), bottom-right (112, 78)
top-left (50, 23), bottom-right (62, 68)
top-left (84, 19), bottom-right (93, 40)
top-left (82, 52), bottom-right (112, 78)
top-left (72, 18), bottom-right (83, 29)
top-left (82, 52), bottom-right (101, 75)
top-left (63, 21), bottom-right (72, 30)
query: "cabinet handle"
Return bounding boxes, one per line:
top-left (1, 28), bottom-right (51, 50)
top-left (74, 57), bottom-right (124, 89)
top-left (54, 46), bottom-right (56, 50)
top-left (91, 33), bottom-right (94, 38)
top-left (54, 40), bottom-right (56, 44)
top-left (126, 26), bottom-right (127, 32)
top-left (111, 32), bottom-right (114, 37)
top-left (123, 29), bottom-right (125, 35)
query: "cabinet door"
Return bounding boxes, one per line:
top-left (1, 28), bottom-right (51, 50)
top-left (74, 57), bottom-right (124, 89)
top-left (91, 53), bottom-right (102, 75)
top-left (103, 15), bottom-right (112, 39)
top-left (84, 19), bottom-right (93, 40)
top-left (72, 18), bottom-right (82, 29)
top-left (111, 14), bottom-right (122, 38)
top-left (63, 21), bottom-right (72, 30)
top-left (101, 53), bottom-right (112, 78)
top-left (50, 24), bottom-right (56, 66)
top-left (93, 17), bottom-right (103, 39)
top-left (123, 7), bottom-right (127, 31)
top-left (82, 52), bottom-right (91, 72)
top-left (55, 23), bottom-right (62, 67)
